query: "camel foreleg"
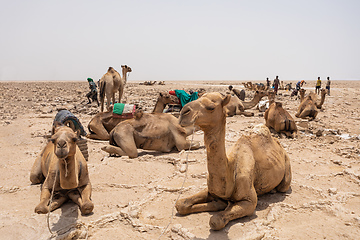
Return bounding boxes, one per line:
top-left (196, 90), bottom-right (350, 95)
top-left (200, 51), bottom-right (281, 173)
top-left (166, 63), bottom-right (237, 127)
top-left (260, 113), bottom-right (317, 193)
top-left (68, 184), bottom-right (94, 215)
top-left (87, 124), bottom-right (110, 141)
top-left (176, 189), bottom-right (228, 215)
top-left (49, 195), bottom-right (69, 212)
top-left (209, 190), bottom-right (257, 230)
top-left (35, 187), bottom-right (51, 214)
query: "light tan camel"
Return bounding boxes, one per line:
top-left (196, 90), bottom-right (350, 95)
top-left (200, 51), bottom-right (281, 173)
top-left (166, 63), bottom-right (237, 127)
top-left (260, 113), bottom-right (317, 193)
top-left (315, 88), bottom-right (327, 109)
top-left (175, 93), bottom-right (291, 230)
top-left (264, 101), bottom-right (297, 138)
top-left (242, 90), bottom-right (267, 110)
top-left (30, 125), bottom-right (93, 215)
top-left (225, 96), bottom-right (254, 117)
top-left (87, 92), bottom-right (179, 140)
top-left (296, 89), bottom-right (318, 119)
top-left (99, 65), bottom-right (132, 112)
top-left (101, 111), bottom-right (200, 158)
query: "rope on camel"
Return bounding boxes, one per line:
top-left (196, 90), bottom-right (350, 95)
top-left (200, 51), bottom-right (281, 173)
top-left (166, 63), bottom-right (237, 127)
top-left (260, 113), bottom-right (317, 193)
top-left (158, 125), bottom-right (196, 239)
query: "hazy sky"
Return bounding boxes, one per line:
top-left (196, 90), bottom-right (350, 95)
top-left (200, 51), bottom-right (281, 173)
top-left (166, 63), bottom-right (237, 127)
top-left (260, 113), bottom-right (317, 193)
top-left (1, 0), bottom-right (359, 81)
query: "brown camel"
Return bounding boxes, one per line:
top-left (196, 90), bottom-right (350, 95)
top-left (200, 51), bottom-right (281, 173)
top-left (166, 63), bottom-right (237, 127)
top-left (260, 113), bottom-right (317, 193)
top-left (87, 92), bottom-right (179, 140)
top-left (175, 93), bottom-right (291, 230)
top-left (101, 111), bottom-right (200, 158)
top-left (225, 96), bottom-right (254, 117)
top-left (315, 88), bottom-right (327, 109)
top-left (264, 101), bottom-right (298, 138)
top-left (30, 125), bottom-right (93, 215)
top-left (296, 89), bottom-right (318, 119)
top-left (99, 65), bottom-right (132, 112)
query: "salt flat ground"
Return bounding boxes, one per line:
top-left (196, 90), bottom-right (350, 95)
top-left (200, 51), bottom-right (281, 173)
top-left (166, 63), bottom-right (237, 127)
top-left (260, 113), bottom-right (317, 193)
top-left (0, 80), bottom-right (359, 240)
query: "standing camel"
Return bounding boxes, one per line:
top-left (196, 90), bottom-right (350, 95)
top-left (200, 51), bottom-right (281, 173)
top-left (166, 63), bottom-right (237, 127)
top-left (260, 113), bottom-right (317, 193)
top-left (99, 65), bottom-right (132, 112)
top-left (175, 92), bottom-right (291, 230)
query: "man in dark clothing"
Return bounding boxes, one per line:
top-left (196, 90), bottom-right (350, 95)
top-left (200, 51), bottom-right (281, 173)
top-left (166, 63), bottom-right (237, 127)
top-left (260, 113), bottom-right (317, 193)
top-left (273, 76), bottom-right (280, 95)
top-left (86, 78), bottom-right (99, 106)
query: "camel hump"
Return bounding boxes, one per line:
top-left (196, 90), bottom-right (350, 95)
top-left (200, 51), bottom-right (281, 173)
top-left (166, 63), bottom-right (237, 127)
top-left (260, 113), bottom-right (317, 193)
top-left (108, 67), bottom-right (115, 73)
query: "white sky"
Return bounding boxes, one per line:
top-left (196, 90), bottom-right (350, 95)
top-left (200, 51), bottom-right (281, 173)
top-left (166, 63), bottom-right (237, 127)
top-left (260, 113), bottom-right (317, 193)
top-left (1, 0), bottom-right (359, 81)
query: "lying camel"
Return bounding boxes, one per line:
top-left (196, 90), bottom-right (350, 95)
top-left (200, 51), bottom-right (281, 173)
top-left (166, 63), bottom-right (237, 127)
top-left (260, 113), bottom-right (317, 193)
top-left (87, 92), bottom-right (179, 140)
top-left (99, 65), bottom-right (132, 112)
top-left (225, 96), bottom-right (254, 117)
top-left (315, 88), bottom-right (327, 109)
top-left (101, 111), bottom-right (200, 158)
top-left (175, 93), bottom-right (291, 230)
top-left (30, 125), bottom-right (93, 215)
top-left (296, 89), bottom-right (318, 119)
top-left (264, 101), bottom-right (297, 138)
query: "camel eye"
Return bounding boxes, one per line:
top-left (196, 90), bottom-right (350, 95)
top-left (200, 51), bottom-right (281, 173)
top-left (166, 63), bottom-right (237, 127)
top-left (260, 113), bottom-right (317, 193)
top-left (205, 106), bottom-right (215, 111)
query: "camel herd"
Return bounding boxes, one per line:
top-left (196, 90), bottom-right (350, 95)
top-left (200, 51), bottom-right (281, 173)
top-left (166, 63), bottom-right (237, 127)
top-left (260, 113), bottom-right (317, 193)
top-left (30, 68), bottom-right (328, 231)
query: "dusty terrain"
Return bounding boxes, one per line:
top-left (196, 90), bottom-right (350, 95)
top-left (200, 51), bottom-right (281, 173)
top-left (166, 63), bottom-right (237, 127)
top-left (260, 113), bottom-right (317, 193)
top-left (0, 80), bottom-right (359, 240)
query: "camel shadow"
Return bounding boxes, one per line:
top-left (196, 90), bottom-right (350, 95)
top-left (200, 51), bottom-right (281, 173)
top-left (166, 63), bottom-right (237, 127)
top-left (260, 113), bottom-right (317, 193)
top-left (48, 201), bottom-right (93, 239)
top-left (181, 187), bottom-right (292, 240)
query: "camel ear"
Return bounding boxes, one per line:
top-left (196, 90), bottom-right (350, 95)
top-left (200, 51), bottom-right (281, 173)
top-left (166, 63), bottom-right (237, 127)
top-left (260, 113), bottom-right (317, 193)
top-left (52, 121), bottom-right (63, 134)
top-left (222, 94), bottom-right (231, 107)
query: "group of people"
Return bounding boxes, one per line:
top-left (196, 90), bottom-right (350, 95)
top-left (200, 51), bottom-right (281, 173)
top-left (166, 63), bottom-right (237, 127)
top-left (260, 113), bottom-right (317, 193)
top-left (267, 76), bottom-right (331, 96)
top-left (316, 77), bottom-right (331, 95)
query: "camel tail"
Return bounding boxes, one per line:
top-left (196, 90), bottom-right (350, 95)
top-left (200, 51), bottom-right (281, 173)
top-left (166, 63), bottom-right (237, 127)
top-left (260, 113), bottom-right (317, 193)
top-left (99, 81), bottom-right (106, 102)
top-left (284, 119), bottom-right (290, 131)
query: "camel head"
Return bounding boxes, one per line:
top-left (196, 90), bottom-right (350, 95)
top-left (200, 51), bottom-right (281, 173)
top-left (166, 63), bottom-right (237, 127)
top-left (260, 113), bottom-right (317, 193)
top-left (321, 88), bottom-right (327, 96)
top-left (121, 65), bottom-right (132, 73)
top-left (255, 90), bottom-right (267, 99)
top-left (268, 91), bottom-right (276, 103)
top-left (159, 92), bottom-right (179, 105)
top-left (179, 92), bottom-right (231, 130)
top-left (299, 89), bottom-right (306, 99)
top-left (50, 124), bottom-right (79, 159)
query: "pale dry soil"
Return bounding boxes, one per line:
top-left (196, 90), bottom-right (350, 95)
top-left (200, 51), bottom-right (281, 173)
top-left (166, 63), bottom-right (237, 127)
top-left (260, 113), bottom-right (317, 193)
top-left (0, 80), bottom-right (359, 240)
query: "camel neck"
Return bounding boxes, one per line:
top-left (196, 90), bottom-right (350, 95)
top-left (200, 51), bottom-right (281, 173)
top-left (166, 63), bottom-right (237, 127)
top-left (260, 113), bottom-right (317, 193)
top-left (122, 69), bottom-right (128, 83)
top-left (58, 156), bottom-right (79, 189)
top-left (242, 94), bottom-right (261, 109)
top-left (203, 118), bottom-right (234, 198)
top-left (152, 97), bottom-right (165, 113)
top-left (318, 93), bottom-right (326, 106)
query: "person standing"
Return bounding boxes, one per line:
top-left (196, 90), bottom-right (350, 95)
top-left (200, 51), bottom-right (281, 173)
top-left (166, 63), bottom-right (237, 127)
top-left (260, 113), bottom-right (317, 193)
top-left (326, 77), bottom-right (331, 95)
top-left (315, 77), bottom-right (321, 94)
top-left (273, 76), bottom-right (280, 95)
top-left (266, 78), bottom-right (270, 89)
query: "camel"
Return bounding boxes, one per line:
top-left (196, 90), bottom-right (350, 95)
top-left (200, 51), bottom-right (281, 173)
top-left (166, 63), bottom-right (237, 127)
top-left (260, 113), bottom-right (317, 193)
top-left (296, 89), bottom-right (318, 119)
top-left (30, 124), bottom-right (93, 215)
top-left (175, 93), bottom-right (291, 230)
top-left (99, 65), bottom-right (132, 112)
top-left (315, 88), bottom-right (327, 109)
top-left (87, 92), bottom-right (179, 140)
top-left (264, 100), bottom-right (298, 138)
top-left (225, 96), bottom-right (254, 117)
top-left (101, 111), bottom-right (200, 158)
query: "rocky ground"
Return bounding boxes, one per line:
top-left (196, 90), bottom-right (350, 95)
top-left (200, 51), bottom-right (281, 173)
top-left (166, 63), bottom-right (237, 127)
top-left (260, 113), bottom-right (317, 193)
top-left (0, 80), bottom-right (359, 240)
